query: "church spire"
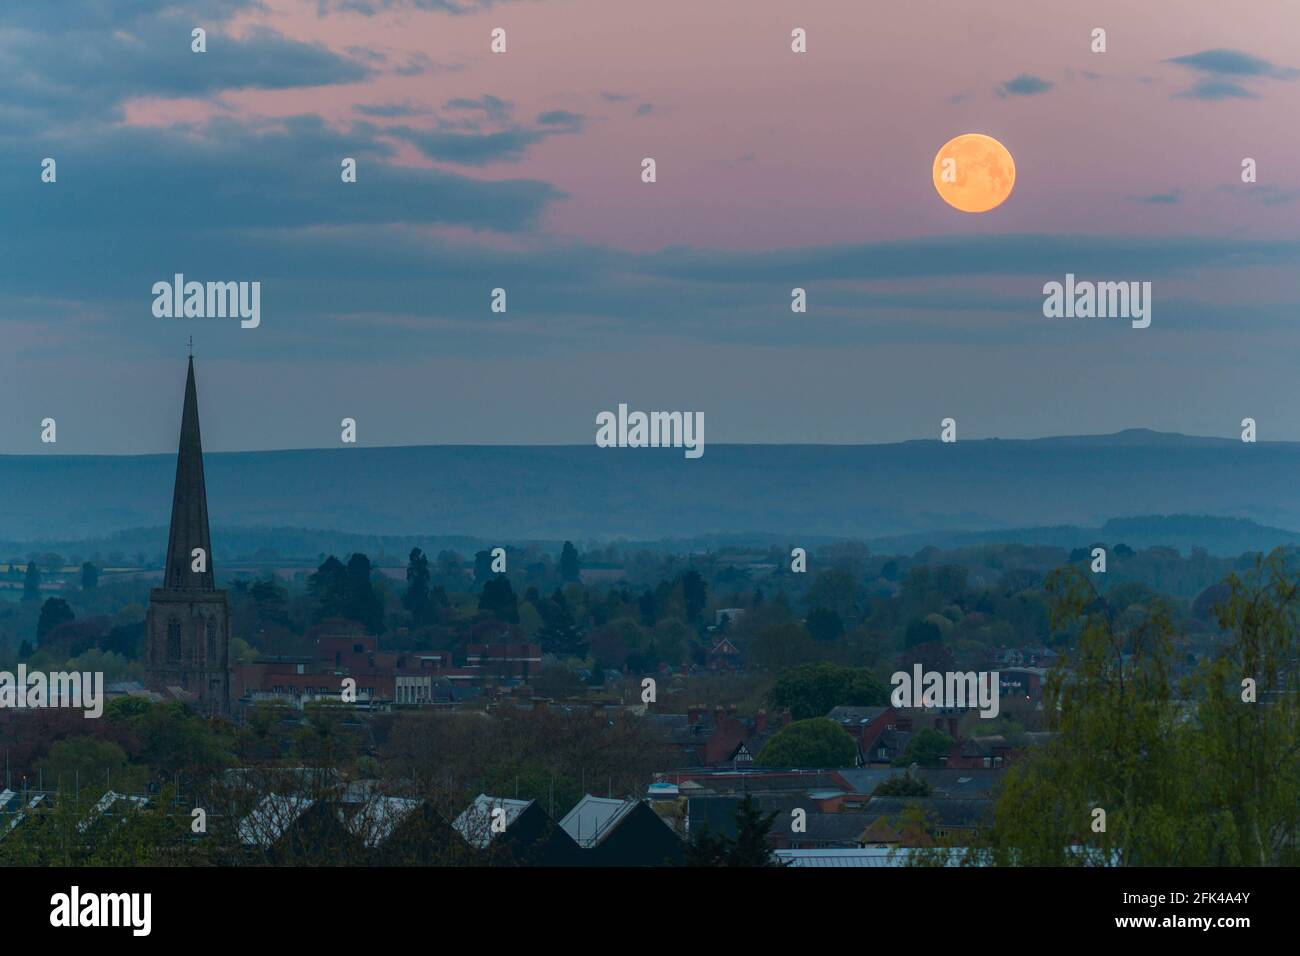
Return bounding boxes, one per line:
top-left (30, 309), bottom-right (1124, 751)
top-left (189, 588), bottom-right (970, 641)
top-left (163, 355), bottom-right (215, 590)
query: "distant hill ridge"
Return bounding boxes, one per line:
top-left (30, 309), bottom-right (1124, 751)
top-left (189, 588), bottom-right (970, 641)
top-left (2, 514), bottom-right (1296, 565)
top-left (1, 430), bottom-right (1295, 548)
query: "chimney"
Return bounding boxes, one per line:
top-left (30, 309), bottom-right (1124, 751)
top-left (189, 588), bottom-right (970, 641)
top-left (755, 709), bottom-right (767, 734)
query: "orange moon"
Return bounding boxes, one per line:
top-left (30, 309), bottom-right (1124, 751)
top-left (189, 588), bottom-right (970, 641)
top-left (932, 133), bottom-right (1016, 212)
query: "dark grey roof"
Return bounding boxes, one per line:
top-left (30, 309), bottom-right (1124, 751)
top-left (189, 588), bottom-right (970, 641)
top-left (826, 706), bottom-right (890, 725)
top-left (834, 768), bottom-right (902, 794)
top-left (863, 728), bottom-right (912, 758)
top-left (686, 793), bottom-right (804, 839)
top-left (864, 797), bottom-right (992, 828)
top-left (913, 768), bottom-right (1004, 798)
top-left (797, 812), bottom-right (870, 846)
top-left (959, 736), bottom-right (1012, 757)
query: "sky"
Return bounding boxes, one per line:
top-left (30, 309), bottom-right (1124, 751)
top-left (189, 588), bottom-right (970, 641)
top-left (2, 0), bottom-right (1299, 453)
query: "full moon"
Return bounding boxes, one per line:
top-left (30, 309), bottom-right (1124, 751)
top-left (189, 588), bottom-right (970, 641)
top-left (932, 133), bottom-right (1016, 213)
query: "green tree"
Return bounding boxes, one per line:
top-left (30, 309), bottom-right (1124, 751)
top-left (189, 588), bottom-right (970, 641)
top-left (895, 728), bottom-right (952, 768)
top-left (80, 561), bottom-right (100, 591)
top-left (479, 576), bottom-right (519, 623)
top-left (685, 795), bottom-right (783, 867)
top-left (681, 570), bottom-right (707, 622)
top-left (874, 772), bottom-right (933, 797)
top-left (804, 567), bottom-right (860, 623)
top-left (934, 564), bottom-right (969, 601)
top-left (537, 589), bottom-right (585, 657)
top-left (344, 553), bottom-right (385, 633)
top-left (730, 794), bottom-right (784, 866)
top-left (404, 547), bottom-right (433, 625)
top-left (308, 555), bottom-right (348, 621)
top-left (651, 618), bottom-right (689, 667)
top-left (473, 550), bottom-right (494, 584)
top-left (986, 565), bottom-right (1187, 866)
top-left (559, 541), bottom-right (581, 585)
top-left (36, 737), bottom-right (138, 793)
top-left (637, 589), bottom-right (657, 626)
top-left (767, 661), bottom-right (887, 720)
top-left (518, 600), bottom-right (543, 638)
top-left (1188, 551), bottom-right (1300, 865)
top-left (22, 560), bottom-right (40, 601)
top-left (756, 717), bottom-right (858, 767)
top-left (117, 701), bottom-right (232, 785)
top-left (37, 597), bottom-right (75, 643)
top-left (249, 577), bottom-right (290, 628)
top-left (806, 606), bottom-right (844, 642)
top-left (683, 822), bottom-right (730, 866)
top-left (904, 617), bottom-right (943, 648)
top-left (104, 695), bottom-right (153, 721)
top-left (750, 622), bottom-right (817, 672)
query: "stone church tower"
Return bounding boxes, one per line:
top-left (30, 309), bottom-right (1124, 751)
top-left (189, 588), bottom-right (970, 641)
top-left (145, 356), bottom-right (232, 717)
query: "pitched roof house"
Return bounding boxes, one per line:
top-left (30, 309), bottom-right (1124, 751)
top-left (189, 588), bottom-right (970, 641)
top-left (559, 795), bottom-right (684, 866)
top-left (453, 793), bottom-right (579, 866)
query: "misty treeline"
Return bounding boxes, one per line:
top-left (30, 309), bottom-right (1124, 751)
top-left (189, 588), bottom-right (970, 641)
top-left (5, 538), bottom-right (1277, 685)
